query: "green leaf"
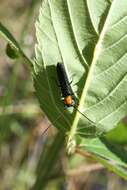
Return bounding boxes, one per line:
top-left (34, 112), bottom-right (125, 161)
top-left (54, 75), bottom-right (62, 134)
top-left (34, 0), bottom-right (127, 152)
top-left (80, 137), bottom-right (127, 179)
top-left (0, 22), bottom-right (33, 65)
top-left (106, 121), bottom-right (127, 145)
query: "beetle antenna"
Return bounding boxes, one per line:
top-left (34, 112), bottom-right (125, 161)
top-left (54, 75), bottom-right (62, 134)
top-left (73, 105), bottom-right (95, 124)
top-left (41, 111), bottom-right (65, 136)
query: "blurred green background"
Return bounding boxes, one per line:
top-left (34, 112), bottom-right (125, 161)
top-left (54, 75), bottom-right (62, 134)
top-left (0, 0), bottom-right (127, 190)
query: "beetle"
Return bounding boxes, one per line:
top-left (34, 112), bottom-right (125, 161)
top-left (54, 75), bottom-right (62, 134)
top-left (56, 62), bottom-right (94, 124)
top-left (56, 62), bottom-right (75, 108)
top-left (41, 62), bottom-right (94, 136)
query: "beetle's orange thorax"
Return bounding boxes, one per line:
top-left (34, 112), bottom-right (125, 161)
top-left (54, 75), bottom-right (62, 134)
top-left (64, 95), bottom-right (73, 106)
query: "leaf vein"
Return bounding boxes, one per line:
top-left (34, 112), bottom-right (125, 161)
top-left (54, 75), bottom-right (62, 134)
top-left (102, 32), bottom-right (127, 52)
top-left (110, 14), bottom-right (127, 30)
top-left (86, 0), bottom-right (99, 35)
top-left (38, 25), bottom-right (57, 45)
top-left (95, 51), bottom-right (127, 78)
top-left (66, 0), bottom-right (89, 68)
top-left (99, 99), bottom-right (127, 123)
top-left (85, 73), bottom-right (127, 111)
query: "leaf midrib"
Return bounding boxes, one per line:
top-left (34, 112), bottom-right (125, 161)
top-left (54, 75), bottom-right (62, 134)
top-left (67, 0), bottom-right (114, 145)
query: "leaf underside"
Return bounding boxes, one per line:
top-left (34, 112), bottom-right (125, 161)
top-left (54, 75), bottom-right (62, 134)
top-left (34, 0), bottom-right (127, 141)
